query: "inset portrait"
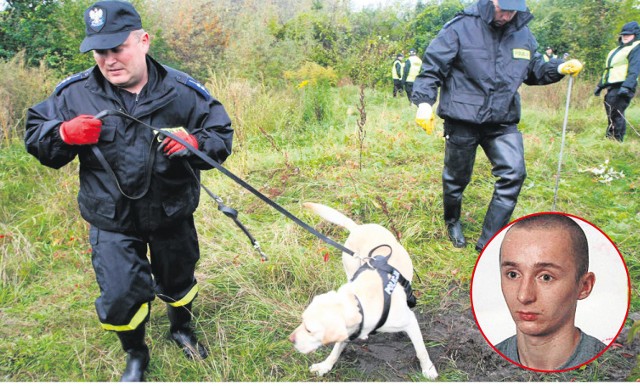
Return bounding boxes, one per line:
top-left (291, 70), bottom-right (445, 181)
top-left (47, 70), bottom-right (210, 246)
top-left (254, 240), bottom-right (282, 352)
top-left (471, 212), bottom-right (629, 372)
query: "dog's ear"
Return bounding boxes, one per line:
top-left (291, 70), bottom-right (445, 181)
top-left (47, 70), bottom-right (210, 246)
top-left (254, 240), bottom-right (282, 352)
top-left (321, 322), bottom-right (349, 344)
top-left (318, 293), bottom-right (349, 344)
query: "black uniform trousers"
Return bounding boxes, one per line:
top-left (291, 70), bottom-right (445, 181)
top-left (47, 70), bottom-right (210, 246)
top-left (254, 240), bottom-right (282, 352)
top-left (89, 216), bottom-right (200, 330)
top-left (393, 79), bottom-right (404, 97)
top-left (604, 87), bottom-right (633, 141)
top-left (404, 82), bottom-right (414, 103)
top-left (442, 120), bottom-right (526, 250)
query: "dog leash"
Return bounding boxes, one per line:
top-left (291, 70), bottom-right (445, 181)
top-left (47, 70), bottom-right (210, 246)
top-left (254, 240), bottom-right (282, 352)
top-left (93, 109), bottom-right (358, 260)
top-left (184, 164), bottom-right (268, 262)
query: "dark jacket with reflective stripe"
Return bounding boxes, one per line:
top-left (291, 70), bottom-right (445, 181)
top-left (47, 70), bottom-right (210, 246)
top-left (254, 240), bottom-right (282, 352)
top-left (25, 56), bottom-right (233, 232)
top-left (411, 0), bottom-right (564, 125)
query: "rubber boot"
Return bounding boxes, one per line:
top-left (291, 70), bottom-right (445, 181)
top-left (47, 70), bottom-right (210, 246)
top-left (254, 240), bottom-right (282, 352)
top-left (476, 202), bottom-right (515, 252)
top-left (476, 132), bottom-right (526, 252)
top-left (444, 199), bottom-right (466, 248)
top-left (442, 128), bottom-right (476, 249)
top-left (167, 302), bottom-right (208, 360)
top-left (117, 325), bottom-right (150, 382)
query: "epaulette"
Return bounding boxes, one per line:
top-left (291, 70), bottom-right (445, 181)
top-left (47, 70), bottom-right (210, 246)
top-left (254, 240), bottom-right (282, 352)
top-left (175, 75), bottom-right (211, 101)
top-left (55, 70), bottom-right (91, 95)
top-left (443, 14), bottom-right (465, 29)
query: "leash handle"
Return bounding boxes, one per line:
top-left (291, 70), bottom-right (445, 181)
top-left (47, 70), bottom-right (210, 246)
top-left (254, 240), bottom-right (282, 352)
top-left (94, 109), bottom-right (356, 258)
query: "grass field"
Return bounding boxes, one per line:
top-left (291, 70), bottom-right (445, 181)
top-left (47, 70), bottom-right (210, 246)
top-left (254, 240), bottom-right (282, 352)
top-left (1, 78), bottom-right (639, 381)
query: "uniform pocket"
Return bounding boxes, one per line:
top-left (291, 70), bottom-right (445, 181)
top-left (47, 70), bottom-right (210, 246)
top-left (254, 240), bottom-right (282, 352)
top-left (99, 124), bottom-right (116, 142)
top-left (79, 192), bottom-right (116, 219)
top-left (162, 188), bottom-right (196, 218)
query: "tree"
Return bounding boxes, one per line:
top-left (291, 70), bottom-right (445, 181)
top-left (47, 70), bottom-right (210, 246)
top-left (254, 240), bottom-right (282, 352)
top-left (529, 0), bottom-right (620, 77)
top-left (409, 0), bottom-right (464, 54)
top-left (0, 0), bottom-right (97, 75)
top-left (147, 1), bottom-right (229, 79)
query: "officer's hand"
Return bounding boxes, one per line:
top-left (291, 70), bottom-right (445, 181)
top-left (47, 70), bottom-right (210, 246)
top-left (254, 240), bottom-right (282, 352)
top-left (415, 103), bottom-right (435, 134)
top-left (159, 128), bottom-right (198, 158)
top-left (59, 114), bottom-right (102, 145)
top-left (618, 86), bottom-right (634, 98)
top-left (557, 59), bottom-right (583, 77)
top-left (594, 85), bottom-right (603, 97)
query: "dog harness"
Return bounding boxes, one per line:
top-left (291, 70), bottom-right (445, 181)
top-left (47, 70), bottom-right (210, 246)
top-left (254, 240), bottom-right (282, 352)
top-left (348, 246), bottom-right (416, 341)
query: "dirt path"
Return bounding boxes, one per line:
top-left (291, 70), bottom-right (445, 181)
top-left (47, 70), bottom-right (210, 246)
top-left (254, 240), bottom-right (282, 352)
top-left (323, 295), bottom-right (639, 381)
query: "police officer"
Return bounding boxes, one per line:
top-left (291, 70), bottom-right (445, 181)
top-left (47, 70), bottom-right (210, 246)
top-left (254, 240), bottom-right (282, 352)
top-left (543, 46), bottom-right (557, 62)
top-left (402, 49), bottom-right (423, 103)
top-left (412, 0), bottom-right (582, 252)
top-left (392, 53), bottom-right (404, 97)
top-left (595, 21), bottom-right (640, 142)
top-left (25, 1), bottom-right (233, 381)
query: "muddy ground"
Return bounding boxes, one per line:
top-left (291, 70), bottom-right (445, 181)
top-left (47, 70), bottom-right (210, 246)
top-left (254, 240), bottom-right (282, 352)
top-left (317, 288), bottom-right (640, 382)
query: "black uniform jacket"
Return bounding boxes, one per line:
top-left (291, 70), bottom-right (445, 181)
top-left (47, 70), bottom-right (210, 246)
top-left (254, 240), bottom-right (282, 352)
top-left (25, 56), bottom-right (234, 232)
top-left (411, 0), bottom-right (564, 125)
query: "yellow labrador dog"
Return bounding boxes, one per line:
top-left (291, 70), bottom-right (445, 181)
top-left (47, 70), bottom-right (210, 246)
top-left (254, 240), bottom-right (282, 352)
top-left (289, 202), bottom-right (438, 379)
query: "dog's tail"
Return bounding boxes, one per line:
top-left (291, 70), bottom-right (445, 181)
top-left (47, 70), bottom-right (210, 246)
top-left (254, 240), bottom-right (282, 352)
top-left (303, 202), bottom-right (358, 232)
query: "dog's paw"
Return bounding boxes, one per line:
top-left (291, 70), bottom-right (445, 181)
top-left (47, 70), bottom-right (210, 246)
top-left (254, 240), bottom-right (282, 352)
top-left (422, 364), bottom-right (438, 380)
top-left (309, 362), bottom-right (333, 376)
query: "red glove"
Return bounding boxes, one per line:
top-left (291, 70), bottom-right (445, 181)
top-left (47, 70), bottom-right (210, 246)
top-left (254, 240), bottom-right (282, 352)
top-left (59, 115), bottom-right (102, 145)
top-left (160, 129), bottom-right (198, 158)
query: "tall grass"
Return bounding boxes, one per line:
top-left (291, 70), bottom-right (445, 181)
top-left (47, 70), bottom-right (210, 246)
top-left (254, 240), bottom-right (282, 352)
top-left (1, 69), bottom-right (639, 381)
top-left (0, 52), bottom-right (57, 145)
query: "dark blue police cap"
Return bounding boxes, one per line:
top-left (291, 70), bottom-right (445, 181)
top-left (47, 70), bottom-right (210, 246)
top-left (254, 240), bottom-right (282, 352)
top-left (80, 1), bottom-right (142, 53)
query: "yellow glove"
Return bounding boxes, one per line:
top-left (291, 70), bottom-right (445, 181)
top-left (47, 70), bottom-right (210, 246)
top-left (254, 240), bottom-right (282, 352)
top-left (558, 59), bottom-right (583, 77)
top-left (415, 103), bottom-right (435, 134)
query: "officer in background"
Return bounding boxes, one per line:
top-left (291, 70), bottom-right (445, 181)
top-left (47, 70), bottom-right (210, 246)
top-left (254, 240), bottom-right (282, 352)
top-left (25, 1), bottom-right (234, 381)
top-left (402, 49), bottom-right (423, 103)
top-left (594, 21), bottom-right (640, 142)
top-left (543, 46), bottom-right (557, 62)
top-left (412, 0), bottom-right (582, 252)
top-left (392, 53), bottom-right (404, 97)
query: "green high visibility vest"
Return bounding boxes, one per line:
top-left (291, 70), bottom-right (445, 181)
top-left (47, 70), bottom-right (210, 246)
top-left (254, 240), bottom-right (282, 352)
top-left (405, 55), bottom-right (422, 83)
top-left (392, 59), bottom-right (403, 80)
top-left (602, 40), bottom-right (640, 84)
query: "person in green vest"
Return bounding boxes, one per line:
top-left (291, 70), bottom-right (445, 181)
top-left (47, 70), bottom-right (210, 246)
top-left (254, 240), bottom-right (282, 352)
top-left (402, 49), bottom-right (423, 103)
top-left (543, 46), bottom-right (557, 62)
top-left (594, 21), bottom-right (640, 142)
top-left (392, 53), bottom-right (404, 97)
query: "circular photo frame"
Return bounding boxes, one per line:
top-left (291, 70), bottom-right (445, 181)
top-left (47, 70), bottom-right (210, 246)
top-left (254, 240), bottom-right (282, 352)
top-left (471, 212), bottom-right (630, 372)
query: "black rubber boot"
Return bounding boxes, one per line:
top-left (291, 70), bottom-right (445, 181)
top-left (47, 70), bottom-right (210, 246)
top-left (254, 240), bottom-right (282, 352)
top-left (444, 199), bottom-right (466, 248)
top-left (446, 221), bottom-right (467, 248)
top-left (117, 325), bottom-right (150, 382)
top-left (476, 202), bottom-right (515, 252)
top-left (476, 132), bottom-right (525, 252)
top-left (167, 302), bottom-right (208, 360)
top-left (442, 128), bottom-right (476, 250)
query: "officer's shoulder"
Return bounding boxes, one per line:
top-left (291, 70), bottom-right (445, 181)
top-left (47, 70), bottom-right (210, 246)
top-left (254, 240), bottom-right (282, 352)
top-left (443, 13), bottom-right (466, 29)
top-left (168, 67), bottom-right (212, 101)
top-left (54, 69), bottom-right (92, 95)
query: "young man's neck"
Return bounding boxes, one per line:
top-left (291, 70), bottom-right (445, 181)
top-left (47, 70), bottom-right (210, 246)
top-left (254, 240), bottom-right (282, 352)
top-left (516, 324), bottom-right (581, 370)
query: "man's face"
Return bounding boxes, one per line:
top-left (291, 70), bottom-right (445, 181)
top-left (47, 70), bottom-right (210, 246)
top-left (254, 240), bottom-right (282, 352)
top-left (500, 227), bottom-right (593, 339)
top-left (621, 34), bottom-right (635, 44)
top-left (491, 0), bottom-right (517, 27)
top-left (546, 48), bottom-right (553, 55)
top-left (93, 31), bottom-right (150, 93)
